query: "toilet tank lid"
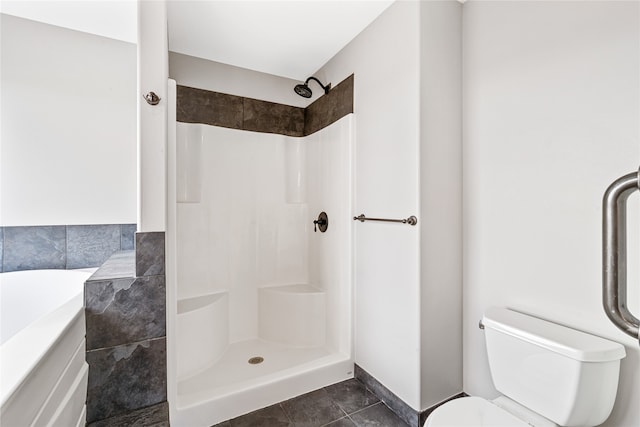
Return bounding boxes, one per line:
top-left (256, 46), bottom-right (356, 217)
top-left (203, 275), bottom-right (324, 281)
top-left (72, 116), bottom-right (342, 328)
top-left (482, 307), bottom-right (626, 362)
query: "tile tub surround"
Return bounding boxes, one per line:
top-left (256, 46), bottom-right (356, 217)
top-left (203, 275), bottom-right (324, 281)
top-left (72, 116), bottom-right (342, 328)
top-left (2, 225), bottom-right (65, 272)
top-left (213, 378), bottom-right (409, 427)
top-left (176, 73), bottom-right (354, 137)
top-left (0, 223), bottom-right (136, 273)
top-left (85, 241), bottom-right (168, 425)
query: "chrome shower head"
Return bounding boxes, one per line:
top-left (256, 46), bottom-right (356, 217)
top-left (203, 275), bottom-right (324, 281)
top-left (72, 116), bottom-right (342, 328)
top-left (294, 76), bottom-right (331, 98)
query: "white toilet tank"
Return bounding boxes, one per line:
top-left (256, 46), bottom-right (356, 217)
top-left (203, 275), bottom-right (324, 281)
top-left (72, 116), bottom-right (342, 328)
top-left (482, 307), bottom-right (626, 427)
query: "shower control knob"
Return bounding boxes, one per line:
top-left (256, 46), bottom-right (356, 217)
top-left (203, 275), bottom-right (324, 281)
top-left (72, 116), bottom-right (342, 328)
top-left (313, 212), bottom-right (328, 233)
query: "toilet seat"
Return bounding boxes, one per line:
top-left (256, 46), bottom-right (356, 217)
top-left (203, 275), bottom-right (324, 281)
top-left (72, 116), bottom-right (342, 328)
top-left (424, 396), bottom-right (530, 427)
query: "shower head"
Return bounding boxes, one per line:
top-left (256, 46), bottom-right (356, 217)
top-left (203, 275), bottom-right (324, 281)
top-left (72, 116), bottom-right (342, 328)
top-left (294, 83), bottom-right (313, 98)
top-left (294, 77), bottom-right (331, 98)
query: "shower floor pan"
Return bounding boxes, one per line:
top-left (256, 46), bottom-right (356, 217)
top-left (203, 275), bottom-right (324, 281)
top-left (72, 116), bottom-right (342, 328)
top-left (175, 339), bottom-right (352, 426)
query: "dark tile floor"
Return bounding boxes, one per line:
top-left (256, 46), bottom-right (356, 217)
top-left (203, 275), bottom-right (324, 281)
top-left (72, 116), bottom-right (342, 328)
top-left (212, 378), bottom-right (409, 427)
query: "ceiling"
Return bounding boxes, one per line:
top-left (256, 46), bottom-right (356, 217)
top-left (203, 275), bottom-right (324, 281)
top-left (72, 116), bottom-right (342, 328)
top-left (1, 0), bottom-right (394, 81)
top-left (0, 0), bottom-right (138, 44)
top-left (167, 1), bottom-right (394, 80)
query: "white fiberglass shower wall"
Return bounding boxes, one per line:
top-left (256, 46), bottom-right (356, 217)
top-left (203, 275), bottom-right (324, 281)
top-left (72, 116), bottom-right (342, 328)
top-left (167, 115), bottom-right (354, 426)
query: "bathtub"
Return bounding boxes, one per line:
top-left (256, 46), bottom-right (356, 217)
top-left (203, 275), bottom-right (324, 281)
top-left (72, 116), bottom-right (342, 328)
top-left (1, 268), bottom-right (96, 427)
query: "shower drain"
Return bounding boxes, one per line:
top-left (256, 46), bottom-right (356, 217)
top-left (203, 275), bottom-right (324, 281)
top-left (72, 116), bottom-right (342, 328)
top-left (248, 356), bottom-right (264, 365)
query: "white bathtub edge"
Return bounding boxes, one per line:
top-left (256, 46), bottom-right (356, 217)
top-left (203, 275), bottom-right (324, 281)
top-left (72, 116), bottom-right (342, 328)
top-left (0, 293), bottom-right (83, 407)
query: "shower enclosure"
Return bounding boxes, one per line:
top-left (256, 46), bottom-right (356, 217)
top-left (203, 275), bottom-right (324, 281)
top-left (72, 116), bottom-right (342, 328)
top-left (166, 108), bottom-right (354, 426)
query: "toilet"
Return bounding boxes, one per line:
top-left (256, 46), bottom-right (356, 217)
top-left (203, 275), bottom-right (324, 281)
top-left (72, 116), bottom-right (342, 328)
top-left (425, 307), bottom-right (626, 427)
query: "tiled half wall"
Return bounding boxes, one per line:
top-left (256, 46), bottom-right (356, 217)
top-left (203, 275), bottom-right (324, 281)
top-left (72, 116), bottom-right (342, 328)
top-left (84, 232), bottom-right (168, 425)
top-left (177, 74), bottom-right (354, 136)
top-left (0, 224), bottom-right (136, 273)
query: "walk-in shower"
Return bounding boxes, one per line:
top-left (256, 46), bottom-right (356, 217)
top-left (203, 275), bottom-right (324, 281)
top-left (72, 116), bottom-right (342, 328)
top-left (167, 106), bottom-right (354, 425)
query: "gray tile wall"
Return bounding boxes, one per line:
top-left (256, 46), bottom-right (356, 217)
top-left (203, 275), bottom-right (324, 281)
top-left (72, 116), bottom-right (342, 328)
top-left (0, 224), bottom-right (136, 273)
top-left (85, 275), bottom-right (166, 350)
top-left (85, 232), bottom-right (167, 425)
top-left (86, 337), bottom-right (167, 422)
top-left (135, 232), bottom-right (165, 277)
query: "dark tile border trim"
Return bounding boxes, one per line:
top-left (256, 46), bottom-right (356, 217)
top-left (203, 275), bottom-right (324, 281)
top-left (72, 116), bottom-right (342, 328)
top-left (304, 74), bottom-right (354, 136)
top-left (355, 364), bottom-right (465, 427)
top-left (176, 74), bottom-right (354, 137)
top-left (177, 85), bottom-right (304, 136)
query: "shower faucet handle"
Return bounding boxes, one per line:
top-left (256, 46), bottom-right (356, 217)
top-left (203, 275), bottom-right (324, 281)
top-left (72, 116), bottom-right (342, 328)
top-left (313, 212), bottom-right (328, 233)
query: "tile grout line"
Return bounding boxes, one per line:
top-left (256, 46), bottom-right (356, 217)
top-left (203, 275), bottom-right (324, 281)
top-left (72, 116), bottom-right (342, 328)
top-left (278, 402), bottom-right (294, 425)
top-left (64, 224), bottom-right (68, 270)
top-left (347, 400), bottom-right (383, 418)
top-left (85, 335), bottom-right (166, 354)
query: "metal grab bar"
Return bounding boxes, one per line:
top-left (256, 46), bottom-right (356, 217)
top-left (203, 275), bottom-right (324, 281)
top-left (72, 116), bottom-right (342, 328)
top-left (603, 171), bottom-right (640, 341)
top-left (353, 214), bottom-right (418, 226)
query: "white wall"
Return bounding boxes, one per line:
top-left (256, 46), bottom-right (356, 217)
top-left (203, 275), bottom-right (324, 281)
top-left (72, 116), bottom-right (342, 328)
top-left (463, 2), bottom-right (640, 426)
top-left (0, 14), bottom-right (136, 226)
top-left (169, 52), bottom-right (310, 108)
top-left (138, 0), bottom-right (168, 232)
top-left (419, 0), bottom-right (463, 410)
top-left (315, 0), bottom-right (423, 410)
top-left (312, 0), bottom-right (464, 411)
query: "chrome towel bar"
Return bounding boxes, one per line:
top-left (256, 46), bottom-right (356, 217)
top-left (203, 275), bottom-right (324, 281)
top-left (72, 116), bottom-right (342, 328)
top-left (603, 170), bottom-right (640, 342)
top-left (353, 214), bottom-right (418, 226)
